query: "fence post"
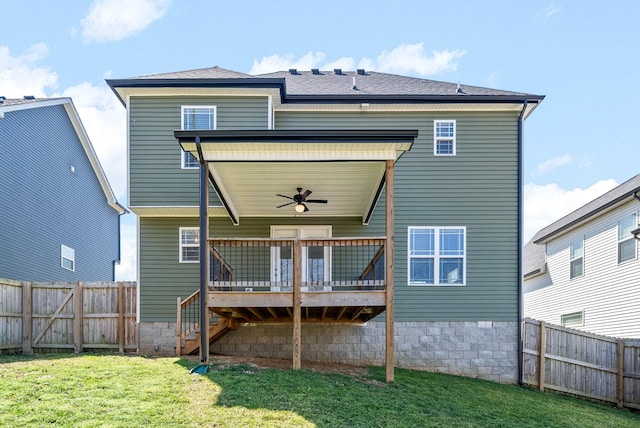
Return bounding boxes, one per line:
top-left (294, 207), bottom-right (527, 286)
top-left (538, 321), bottom-right (546, 391)
top-left (22, 282), bottom-right (32, 354)
top-left (118, 282), bottom-right (125, 353)
top-left (617, 339), bottom-right (624, 408)
top-left (74, 282), bottom-right (83, 353)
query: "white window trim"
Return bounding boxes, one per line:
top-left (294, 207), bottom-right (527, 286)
top-left (569, 237), bottom-right (584, 279)
top-left (561, 310), bottom-right (584, 328)
top-left (617, 213), bottom-right (637, 264)
top-left (181, 105), bottom-right (217, 169)
top-left (179, 227), bottom-right (200, 263)
top-left (408, 226), bottom-right (466, 286)
top-left (61, 244), bottom-right (75, 272)
top-left (434, 119), bottom-right (456, 156)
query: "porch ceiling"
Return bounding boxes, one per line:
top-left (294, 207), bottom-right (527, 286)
top-left (175, 129), bottom-right (417, 224)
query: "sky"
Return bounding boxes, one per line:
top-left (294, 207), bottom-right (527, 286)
top-left (2, 0), bottom-right (638, 281)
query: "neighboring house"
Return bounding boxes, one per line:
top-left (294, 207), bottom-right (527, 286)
top-left (107, 66), bottom-right (543, 383)
top-left (524, 174), bottom-right (640, 338)
top-left (0, 97), bottom-right (126, 282)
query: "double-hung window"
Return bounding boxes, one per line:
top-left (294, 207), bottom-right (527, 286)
top-left (179, 227), bottom-right (200, 263)
top-left (408, 226), bottom-right (465, 285)
top-left (569, 238), bottom-right (584, 278)
top-left (181, 106), bottom-right (216, 169)
top-left (561, 311), bottom-right (583, 327)
top-left (61, 244), bottom-right (75, 271)
top-left (618, 213), bottom-right (637, 263)
top-left (434, 120), bottom-right (456, 156)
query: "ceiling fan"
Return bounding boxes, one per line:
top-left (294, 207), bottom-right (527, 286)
top-left (276, 188), bottom-right (327, 213)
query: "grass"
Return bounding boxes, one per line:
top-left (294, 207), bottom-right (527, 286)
top-left (1, 354), bottom-right (639, 427)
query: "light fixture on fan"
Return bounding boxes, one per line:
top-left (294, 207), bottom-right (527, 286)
top-left (294, 203), bottom-right (305, 213)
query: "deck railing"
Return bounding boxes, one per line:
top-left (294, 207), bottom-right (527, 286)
top-left (209, 238), bottom-right (386, 291)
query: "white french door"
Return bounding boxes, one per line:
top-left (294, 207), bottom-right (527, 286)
top-left (270, 225), bottom-right (332, 290)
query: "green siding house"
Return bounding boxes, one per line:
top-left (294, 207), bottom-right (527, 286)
top-left (107, 67), bottom-right (543, 383)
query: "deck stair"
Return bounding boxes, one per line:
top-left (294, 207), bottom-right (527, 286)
top-left (179, 316), bottom-right (238, 356)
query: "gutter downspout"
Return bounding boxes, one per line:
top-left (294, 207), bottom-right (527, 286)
top-left (518, 100), bottom-right (528, 386)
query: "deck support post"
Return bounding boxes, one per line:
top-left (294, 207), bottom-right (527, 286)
top-left (385, 159), bottom-right (395, 382)
top-left (293, 239), bottom-right (302, 369)
top-left (198, 138), bottom-right (210, 364)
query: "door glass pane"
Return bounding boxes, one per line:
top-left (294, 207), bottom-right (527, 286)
top-left (307, 246), bottom-right (324, 282)
top-left (280, 245), bottom-right (292, 283)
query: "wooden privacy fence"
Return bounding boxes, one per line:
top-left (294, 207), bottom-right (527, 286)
top-left (522, 318), bottom-right (640, 410)
top-left (0, 278), bottom-right (137, 353)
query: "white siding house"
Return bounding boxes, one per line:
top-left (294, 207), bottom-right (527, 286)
top-left (524, 174), bottom-right (640, 338)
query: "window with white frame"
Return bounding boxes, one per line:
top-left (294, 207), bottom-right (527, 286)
top-left (434, 120), bottom-right (456, 156)
top-left (618, 213), bottom-right (637, 263)
top-left (569, 238), bottom-right (584, 279)
top-left (561, 311), bottom-right (583, 327)
top-left (181, 106), bottom-right (216, 169)
top-left (61, 244), bottom-right (75, 271)
top-left (408, 226), bottom-right (465, 285)
top-left (179, 227), bottom-right (200, 263)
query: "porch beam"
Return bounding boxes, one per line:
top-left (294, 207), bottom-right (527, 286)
top-left (198, 139), bottom-right (210, 364)
top-left (385, 158), bottom-right (395, 382)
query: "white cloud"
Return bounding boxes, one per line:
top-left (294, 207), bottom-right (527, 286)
top-left (80, 0), bottom-right (170, 43)
top-left (0, 44), bottom-right (58, 97)
top-left (249, 43), bottom-right (465, 77)
top-left (524, 179), bottom-right (619, 242)
top-left (543, 4), bottom-right (561, 17)
top-left (534, 153), bottom-right (573, 175)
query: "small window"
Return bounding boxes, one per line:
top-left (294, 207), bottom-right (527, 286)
top-left (569, 238), bottom-right (584, 279)
top-left (181, 106), bottom-right (216, 169)
top-left (179, 227), bottom-right (200, 263)
top-left (618, 213), bottom-right (637, 263)
top-left (61, 244), bottom-right (75, 271)
top-left (434, 120), bottom-right (456, 156)
top-left (408, 226), bottom-right (465, 285)
top-left (561, 311), bottom-right (584, 327)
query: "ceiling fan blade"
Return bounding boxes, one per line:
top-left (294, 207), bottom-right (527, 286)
top-left (276, 202), bottom-right (295, 208)
top-left (301, 189), bottom-right (312, 199)
top-left (276, 194), bottom-right (295, 200)
top-left (306, 199), bottom-right (327, 204)
top-left (303, 203), bottom-right (309, 212)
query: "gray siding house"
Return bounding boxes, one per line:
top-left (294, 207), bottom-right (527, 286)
top-left (0, 97), bottom-right (125, 282)
top-left (108, 67), bottom-right (543, 383)
top-left (524, 174), bottom-right (640, 338)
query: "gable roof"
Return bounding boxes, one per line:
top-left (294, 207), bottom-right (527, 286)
top-left (107, 66), bottom-right (544, 114)
top-left (531, 174), bottom-right (640, 244)
top-left (0, 97), bottom-right (126, 214)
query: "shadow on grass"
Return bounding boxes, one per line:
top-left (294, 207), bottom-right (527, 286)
top-left (172, 357), bottom-right (640, 428)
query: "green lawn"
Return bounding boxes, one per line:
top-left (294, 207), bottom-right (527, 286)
top-left (1, 354), bottom-right (638, 427)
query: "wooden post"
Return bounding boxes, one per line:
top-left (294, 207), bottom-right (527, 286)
top-left (74, 282), bottom-right (83, 353)
top-left (385, 159), bottom-right (395, 383)
top-left (538, 321), bottom-right (546, 391)
top-left (176, 297), bottom-right (182, 357)
top-left (617, 339), bottom-right (624, 408)
top-left (22, 282), bottom-right (32, 354)
top-left (118, 282), bottom-right (125, 353)
top-left (293, 239), bottom-right (302, 370)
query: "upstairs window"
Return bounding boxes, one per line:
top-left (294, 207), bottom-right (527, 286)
top-left (408, 226), bottom-right (465, 285)
top-left (569, 238), bottom-right (584, 279)
top-left (181, 106), bottom-right (216, 169)
top-left (434, 120), bottom-right (456, 156)
top-left (618, 213), bottom-right (637, 263)
top-left (61, 244), bottom-right (75, 271)
top-left (179, 227), bottom-right (200, 263)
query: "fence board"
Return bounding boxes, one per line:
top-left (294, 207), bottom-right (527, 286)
top-left (522, 318), bottom-right (640, 410)
top-left (0, 278), bottom-right (137, 353)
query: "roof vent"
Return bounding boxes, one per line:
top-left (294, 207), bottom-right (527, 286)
top-left (288, 68), bottom-right (298, 75)
top-left (311, 68), bottom-right (320, 75)
top-left (352, 77), bottom-right (358, 91)
top-left (334, 68), bottom-right (342, 75)
top-left (0, 96), bottom-right (5, 104)
top-left (455, 83), bottom-right (465, 94)
top-left (357, 69), bottom-right (366, 75)
top-left (24, 95), bottom-right (35, 100)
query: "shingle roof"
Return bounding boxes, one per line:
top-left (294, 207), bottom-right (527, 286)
top-left (531, 174), bottom-right (640, 244)
top-left (135, 66), bottom-right (252, 79)
top-left (0, 97), bottom-right (55, 107)
top-left (257, 69), bottom-right (532, 97)
top-left (523, 239), bottom-right (546, 277)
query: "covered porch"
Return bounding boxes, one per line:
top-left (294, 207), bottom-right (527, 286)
top-left (174, 129), bottom-right (417, 382)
